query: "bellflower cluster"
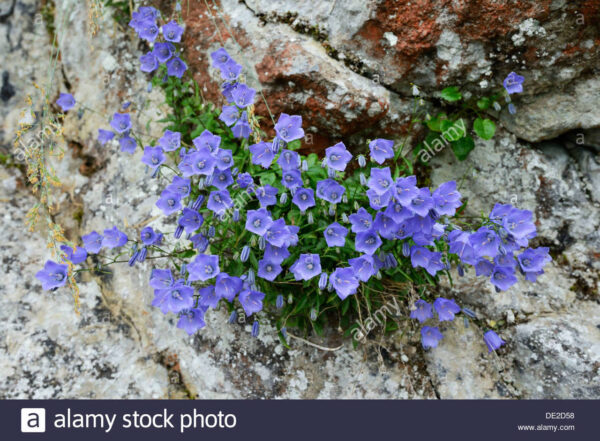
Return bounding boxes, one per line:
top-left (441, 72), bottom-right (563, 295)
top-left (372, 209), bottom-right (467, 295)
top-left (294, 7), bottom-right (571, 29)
top-left (35, 18), bottom-right (551, 354)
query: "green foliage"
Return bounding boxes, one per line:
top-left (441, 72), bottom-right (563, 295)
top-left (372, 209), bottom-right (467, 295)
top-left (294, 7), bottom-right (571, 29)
top-left (440, 86), bottom-right (462, 102)
top-left (473, 117), bottom-right (496, 140)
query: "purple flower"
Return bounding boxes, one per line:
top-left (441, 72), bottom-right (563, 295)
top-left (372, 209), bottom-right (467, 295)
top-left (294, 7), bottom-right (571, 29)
top-left (56, 93), bottom-right (75, 112)
top-left (60, 245), bottom-right (87, 264)
top-left (325, 142), bottom-right (352, 171)
top-left (503, 72), bottom-right (524, 95)
top-left (290, 254), bottom-right (321, 281)
top-left (475, 258), bottom-right (494, 276)
top-left (281, 169), bottom-right (303, 189)
top-left (368, 167), bottom-right (394, 196)
top-left (152, 281), bottom-right (194, 313)
top-left (239, 290), bottom-right (265, 316)
top-left (369, 138), bottom-right (394, 164)
top-left (178, 208), bottom-right (203, 232)
top-left (348, 254), bottom-right (377, 282)
top-left (156, 189), bottom-right (182, 215)
top-left (433, 297), bottom-right (461, 322)
top-left (110, 113), bottom-right (131, 134)
top-left (448, 230), bottom-right (476, 265)
top-left (177, 308), bottom-right (207, 335)
top-left (348, 207), bottom-right (373, 233)
top-left (330, 267), bottom-right (359, 300)
top-left (187, 148), bottom-right (216, 176)
top-left (82, 231), bottom-right (103, 254)
top-left (214, 148), bottom-right (233, 170)
top-left (410, 299), bottom-right (433, 323)
top-left (212, 168), bottom-right (234, 190)
top-left (153, 42), bottom-right (175, 62)
top-left (220, 59), bottom-right (243, 81)
top-left (257, 258), bottom-right (282, 281)
top-left (421, 326), bottom-right (443, 349)
top-left (355, 229), bottom-right (382, 255)
top-left (264, 219), bottom-right (291, 247)
top-left (139, 21), bottom-right (159, 42)
top-left (274, 113), bottom-right (304, 142)
top-left (245, 208), bottom-right (273, 235)
top-left (140, 226), bottom-right (159, 245)
top-left (373, 212), bottom-right (398, 239)
top-left (210, 48), bottom-right (231, 69)
top-left (192, 130), bottom-right (221, 153)
top-left (518, 247), bottom-right (551, 275)
top-left (470, 227), bottom-right (501, 258)
top-left (255, 185), bottom-right (278, 207)
top-left (119, 136), bottom-right (137, 153)
top-left (166, 57), bottom-right (187, 78)
top-left (410, 246), bottom-right (445, 276)
top-left (264, 243), bottom-right (290, 264)
top-left (408, 187), bottom-right (434, 217)
top-left (36, 260), bottom-right (69, 290)
top-left (384, 201), bottom-right (412, 224)
top-left (102, 226), bottom-right (128, 249)
top-left (490, 266), bottom-right (518, 291)
top-left (149, 268), bottom-right (174, 289)
top-left (232, 112), bottom-right (251, 138)
top-left (215, 273), bottom-right (243, 302)
top-left (366, 188), bottom-right (392, 210)
top-left (324, 222), bottom-right (348, 247)
top-left (162, 20), bottom-right (184, 42)
top-left (237, 172), bottom-right (253, 189)
top-left (166, 175), bottom-right (191, 197)
top-left (158, 130), bottom-right (181, 151)
top-left (140, 52), bottom-right (158, 72)
top-left (483, 330), bottom-right (505, 352)
top-left (141, 146), bottom-right (165, 169)
top-left (292, 187), bottom-right (315, 212)
top-left (98, 129), bottom-right (115, 145)
top-left (219, 106), bottom-right (239, 127)
top-left (394, 175), bottom-right (419, 205)
top-left (249, 141), bottom-right (274, 168)
top-left (188, 254), bottom-right (219, 282)
top-left (207, 190), bottom-right (233, 214)
top-left (277, 149), bottom-right (300, 170)
top-left (432, 181), bottom-right (461, 216)
top-left (503, 207), bottom-right (536, 240)
top-left (191, 233), bottom-right (209, 252)
top-left (231, 84), bottom-right (256, 108)
top-left (197, 285), bottom-right (219, 308)
top-left (316, 179), bottom-right (345, 204)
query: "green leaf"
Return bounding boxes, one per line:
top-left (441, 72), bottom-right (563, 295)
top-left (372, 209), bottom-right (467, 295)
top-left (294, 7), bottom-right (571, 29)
top-left (451, 136), bottom-right (475, 161)
top-left (425, 113), bottom-right (446, 132)
top-left (440, 86), bottom-right (462, 102)
top-left (477, 97), bottom-right (491, 110)
top-left (440, 118), bottom-right (466, 142)
top-left (473, 118), bottom-right (496, 140)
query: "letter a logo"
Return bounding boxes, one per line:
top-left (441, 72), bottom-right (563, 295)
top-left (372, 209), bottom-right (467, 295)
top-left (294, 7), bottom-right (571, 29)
top-left (21, 408), bottom-right (46, 433)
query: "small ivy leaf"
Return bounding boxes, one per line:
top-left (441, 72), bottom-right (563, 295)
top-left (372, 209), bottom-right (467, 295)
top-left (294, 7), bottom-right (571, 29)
top-left (440, 86), bottom-right (462, 102)
top-left (451, 135), bottom-right (475, 160)
top-left (425, 113), bottom-right (447, 132)
top-left (477, 97), bottom-right (491, 110)
top-left (440, 118), bottom-right (466, 142)
top-left (473, 118), bottom-right (496, 140)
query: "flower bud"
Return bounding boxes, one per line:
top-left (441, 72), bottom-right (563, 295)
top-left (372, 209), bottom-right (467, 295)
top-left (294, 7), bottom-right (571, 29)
top-left (360, 173), bottom-right (367, 186)
top-left (208, 226), bottom-right (215, 237)
top-left (259, 235), bottom-right (266, 250)
top-left (276, 294), bottom-right (284, 309)
top-left (279, 192), bottom-right (288, 204)
top-left (128, 250), bottom-right (140, 266)
top-left (307, 212), bottom-right (314, 224)
top-left (342, 194), bottom-right (348, 204)
top-left (493, 101), bottom-right (501, 111)
top-left (240, 245), bottom-right (250, 262)
top-left (357, 154), bottom-right (366, 168)
top-left (310, 308), bottom-right (317, 321)
top-left (327, 167), bottom-right (336, 178)
top-left (233, 209), bottom-right (240, 222)
top-left (228, 310), bottom-right (237, 324)
top-left (287, 294), bottom-right (293, 304)
top-left (174, 225), bottom-right (184, 239)
top-left (318, 272), bottom-right (328, 290)
top-left (138, 247), bottom-right (148, 262)
top-left (252, 321), bottom-right (260, 337)
top-left (341, 213), bottom-right (349, 223)
top-left (301, 160), bottom-right (308, 172)
top-left (402, 241), bottom-right (410, 257)
top-left (192, 194), bottom-right (204, 210)
top-left (247, 269), bottom-right (255, 285)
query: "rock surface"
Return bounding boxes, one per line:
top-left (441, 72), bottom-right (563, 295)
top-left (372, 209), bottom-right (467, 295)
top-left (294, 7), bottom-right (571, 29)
top-left (1, 0), bottom-right (599, 399)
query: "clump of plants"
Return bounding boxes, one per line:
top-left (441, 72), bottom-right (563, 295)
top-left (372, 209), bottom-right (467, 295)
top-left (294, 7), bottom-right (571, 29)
top-left (35, 6), bottom-right (548, 351)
